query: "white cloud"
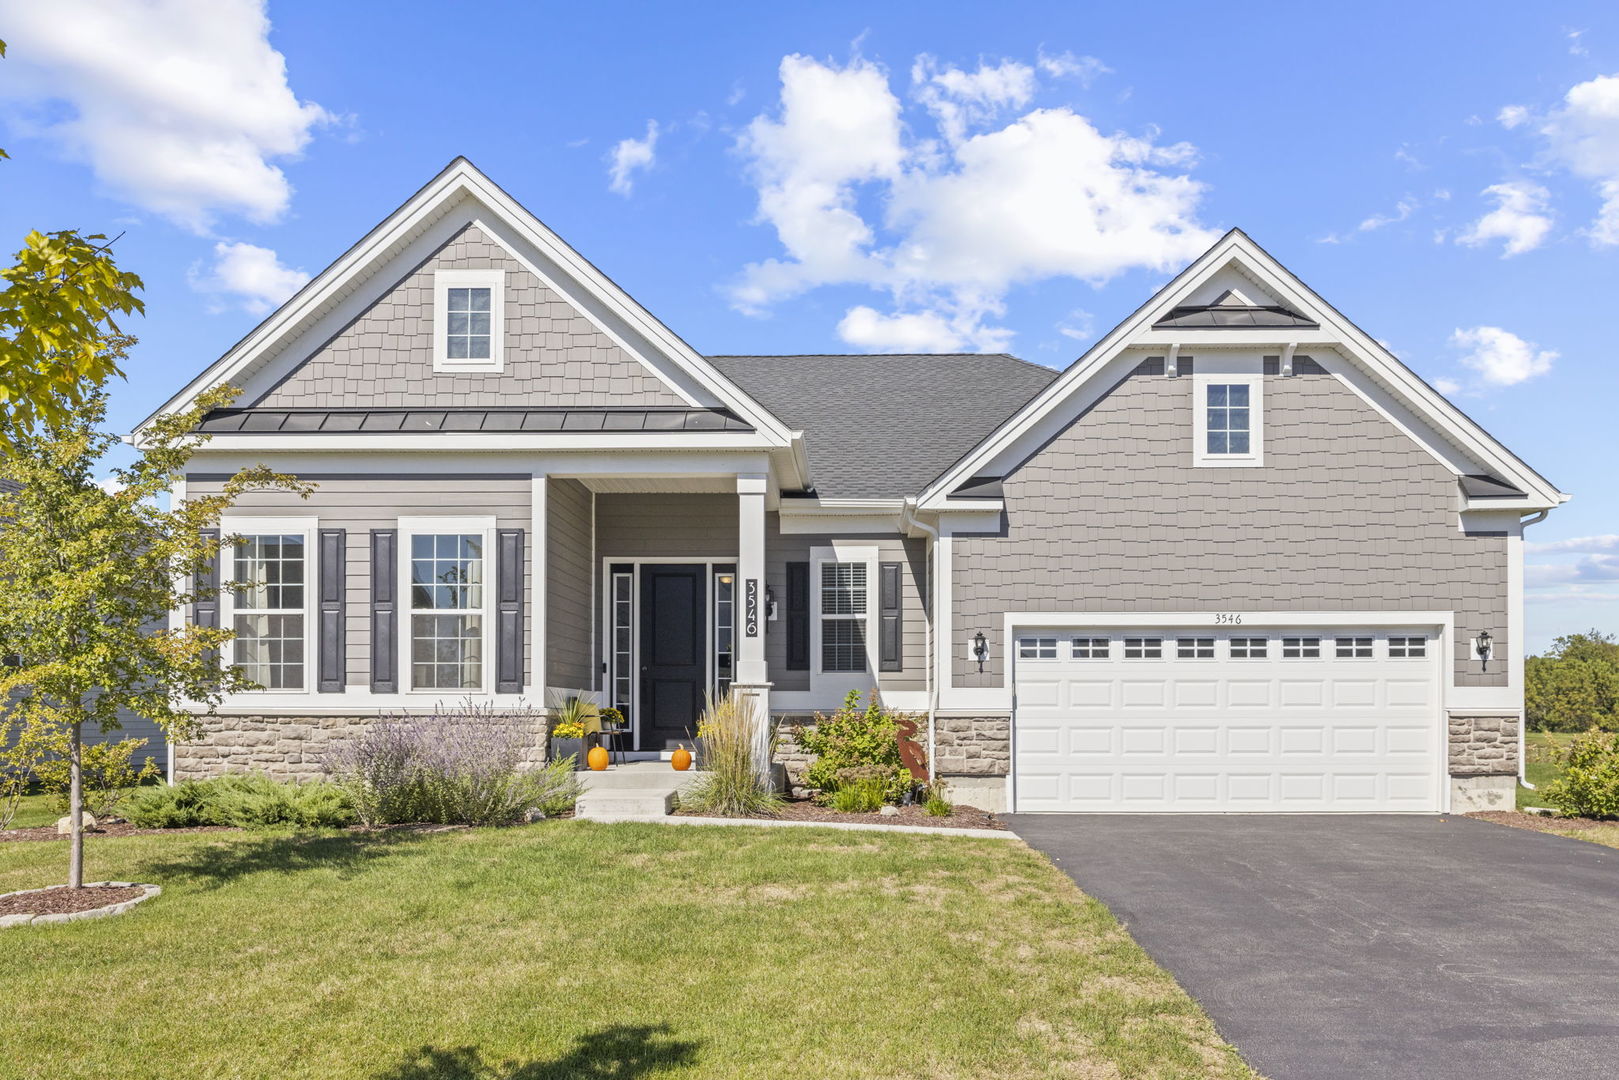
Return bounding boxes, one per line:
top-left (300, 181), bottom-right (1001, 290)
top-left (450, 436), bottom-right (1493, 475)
top-left (1432, 376), bottom-right (1463, 396)
top-left (1456, 181), bottom-right (1554, 256)
top-left (1036, 51), bottom-right (1109, 86)
top-left (1057, 309), bottom-right (1095, 342)
top-left (1530, 73), bottom-right (1619, 245)
top-left (1497, 104), bottom-right (1530, 129)
top-left (606, 120), bottom-right (659, 196)
top-left (1449, 325), bottom-right (1557, 387)
top-left (0, 0), bottom-right (332, 233)
top-left (733, 54), bottom-right (1216, 352)
top-left (1568, 28), bottom-right (1589, 57)
top-left (1358, 196), bottom-right (1418, 231)
top-left (1528, 555), bottom-right (1619, 587)
top-left (188, 240), bottom-right (309, 314)
top-left (1528, 534), bottom-right (1619, 554)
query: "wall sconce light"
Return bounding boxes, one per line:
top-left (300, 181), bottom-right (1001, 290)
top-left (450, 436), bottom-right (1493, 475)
top-left (764, 585), bottom-right (778, 622)
top-left (972, 630), bottom-right (988, 673)
top-left (1474, 630), bottom-right (1493, 671)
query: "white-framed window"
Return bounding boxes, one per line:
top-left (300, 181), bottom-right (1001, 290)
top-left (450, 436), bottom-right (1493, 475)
top-left (1335, 636), bottom-right (1374, 659)
top-left (1176, 637), bottom-right (1215, 659)
top-left (610, 571), bottom-right (634, 721)
top-left (1388, 635), bottom-right (1427, 659)
top-left (1193, 374), bottom-right (1263, 467)
top-left (401, 517), bottom-right (494, 692)
top-left (1018, 637), bottom-right (1058, 660)
top-left (1282, 636), bottom-right (1320, 659)
top-left (714, 569), bottom-right (735, 693)
top-left (1070, 637), bottom-right (1109, 659)
top-left (819, 562), bottom-right (868, 673)
top-left (1123, 637), bottom-right (1162, 659)
top-left (433, 269), bottom-right (504, 373)
top-left (1229, 636), bottom-right (1268, 659)
top-left (223, 520), bottom-right (315, 692)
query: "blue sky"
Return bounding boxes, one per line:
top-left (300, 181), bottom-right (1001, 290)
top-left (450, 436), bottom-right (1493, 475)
top-left (0, 0), bottom-right (1615, 652)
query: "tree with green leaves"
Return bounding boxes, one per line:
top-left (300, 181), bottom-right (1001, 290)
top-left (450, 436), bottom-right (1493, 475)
top-left (0, 373), bottom-right (307, 886)
top-left (1525, 630), bottom-right (1619, 733)
top-left (0, 38), bottom-right (145, 450)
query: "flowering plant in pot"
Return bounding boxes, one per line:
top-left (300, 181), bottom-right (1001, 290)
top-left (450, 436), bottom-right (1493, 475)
top-left (548, 697), bottom-right (599, 770)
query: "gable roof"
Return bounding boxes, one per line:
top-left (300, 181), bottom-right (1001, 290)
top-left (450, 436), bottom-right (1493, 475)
top-left (134, 158), bottom-right (796, 448)
top-left (918, 228), bottom-right (1568, 511)
top-left (709, 354), bottom-right (1058, 499)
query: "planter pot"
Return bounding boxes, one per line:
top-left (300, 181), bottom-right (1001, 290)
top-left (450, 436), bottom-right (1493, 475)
top-left (550, 737), bottom-right (587, 770)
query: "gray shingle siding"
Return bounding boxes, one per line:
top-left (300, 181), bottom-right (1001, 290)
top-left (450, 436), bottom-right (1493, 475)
top-left (951, 367), bottom-right (1508, 688)
top-left (189, 476), bottom-right (533, 691)
top-left (253, 224), bottom-right (687, 409)
top-left (544, 479), bottom-right (594, 693)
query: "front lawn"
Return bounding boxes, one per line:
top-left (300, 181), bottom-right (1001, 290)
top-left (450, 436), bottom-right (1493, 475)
top-left (0, 822), bottom-right (1254, 1080)
top-left (1518, 730), bottom-right (1580, 809)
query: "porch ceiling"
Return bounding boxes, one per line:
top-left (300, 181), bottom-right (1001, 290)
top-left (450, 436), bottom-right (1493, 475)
top-left (577, 477), bottom-right (738, 494)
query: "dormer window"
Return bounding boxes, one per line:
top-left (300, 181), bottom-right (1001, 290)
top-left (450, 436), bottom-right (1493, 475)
top-left (1193, 373), bottom-right (1263, 467)
top-left (433, 269), bottom-right (504, 373)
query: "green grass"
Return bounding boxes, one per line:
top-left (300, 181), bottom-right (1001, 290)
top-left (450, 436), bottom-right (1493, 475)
top-left (5, 791), bottom-right (62, 830)
top-left (0, 823), bottom-right (1255, 1080)
top-left (1518, 731), bottom-right (1582, 809)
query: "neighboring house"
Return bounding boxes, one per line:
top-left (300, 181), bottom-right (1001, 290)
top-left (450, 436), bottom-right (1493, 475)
top-left (136, 158), bottom-right (1566, 813)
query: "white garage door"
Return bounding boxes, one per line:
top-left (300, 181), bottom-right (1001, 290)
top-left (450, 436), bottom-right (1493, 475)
top-left (1013, 628), bottom-right (1442, 812)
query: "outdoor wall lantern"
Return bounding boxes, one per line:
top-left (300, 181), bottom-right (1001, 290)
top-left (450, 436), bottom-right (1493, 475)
top-left (972, 631), bottom-right (989, 673)
top-left (1474, 629), bottom-right (1493, 671)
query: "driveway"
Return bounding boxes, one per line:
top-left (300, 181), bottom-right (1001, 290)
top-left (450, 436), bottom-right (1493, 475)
top-left (1006, 814), bottom-right (1619, 1080)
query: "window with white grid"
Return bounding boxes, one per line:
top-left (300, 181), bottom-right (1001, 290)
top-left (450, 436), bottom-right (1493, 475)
top-left (1177, 637), bottom-right (1215, 659)
top-left (231, 534), bottom-right (306, 690)
top-left (1388, 635), bottom-right (1427, 658)
top-left (1336, 636), bottom-right (1374, 659)
top-left (409, 533), bottom-right (486, 690)
top-left (1018, 637), bottom-right (1058, 660)
top-left (1282, 636), bottom-right (1320, 659)
top-left (820, 562), bottom-right (867, 672)
top-left (1229, 637), bottom-right (1268, 659)
top-left (434, 270), bottom-right (503, 372)
top-left (1070, 637), bottom-right (1109, 659)
top-left (1124, 637), bottom-right (1162, 659)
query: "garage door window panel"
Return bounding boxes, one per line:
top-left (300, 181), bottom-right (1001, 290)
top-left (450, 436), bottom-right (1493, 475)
top-left (1177, 637), bottom-right (1215, 659)
top-left (1388, 636), bottom-right (1427, 658)
top-left (1018, 637), bottom-right (1058, 660)
top-left (1282, 636), bottom-right (1321, 659)
top-left (1070, 637), bottom-right (1109, 659)
top-left (1230, 637), bottom-right (1268, 659)
top-left (1336, 637), bottom-right (1374, 659)
top-left (1124, 637), bottom-right (1163, 659)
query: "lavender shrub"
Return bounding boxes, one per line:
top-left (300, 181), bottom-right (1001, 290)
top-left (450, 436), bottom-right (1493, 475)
top-left (323, 703), bottom-right (580, 826)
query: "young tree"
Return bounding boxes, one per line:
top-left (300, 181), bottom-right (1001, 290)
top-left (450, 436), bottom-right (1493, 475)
top-left (1526, 630), bottom-right (1619, 733)
top-left (0, 372), bottom-right (306, 886)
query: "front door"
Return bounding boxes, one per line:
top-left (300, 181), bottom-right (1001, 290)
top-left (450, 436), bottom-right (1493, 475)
top-left (639, 564), bottom-right (707, 749)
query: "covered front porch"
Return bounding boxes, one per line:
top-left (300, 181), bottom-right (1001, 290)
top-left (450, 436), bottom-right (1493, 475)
top-left (542, 470), bottom-right (773, 756)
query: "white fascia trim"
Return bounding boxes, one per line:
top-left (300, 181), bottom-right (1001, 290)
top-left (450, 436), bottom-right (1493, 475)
top-left (916, 230), bottom-right (1566, 509)
top-left (135, 159), bottom-right (797, 450)
top-left (778, 499), bottom-right (906, 536)
top-left (432, 268), bottom-right (504, 374)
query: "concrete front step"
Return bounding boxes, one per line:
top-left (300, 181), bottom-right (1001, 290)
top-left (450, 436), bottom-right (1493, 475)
top-left (575, 790), bottom-right (677, 820)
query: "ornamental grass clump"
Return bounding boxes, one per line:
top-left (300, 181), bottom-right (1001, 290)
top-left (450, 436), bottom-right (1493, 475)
top-left (323, 703), bottom-right (582, 826)
top-left (679, 693), bottom-right (783, 818)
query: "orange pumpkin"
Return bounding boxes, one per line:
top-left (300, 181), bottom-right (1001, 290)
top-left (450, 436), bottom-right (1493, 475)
top-left (671, 747), bottom-right (692, 771)
top-left (587, 745), bottom-right (610, 771)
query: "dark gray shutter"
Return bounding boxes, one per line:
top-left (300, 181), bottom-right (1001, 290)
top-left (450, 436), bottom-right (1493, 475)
top-left (317, 529), bottom-right (346, 693)
top-left (196, 529), bottom-right (221, 672)
top-left (370, 529), bottom-right (397, 693)
top-left (496, 528), bottom-right (524, 694)
top-left (785, 561), bottom-right (809, 670)
top-left (879, 561), bottom-right (903, 672)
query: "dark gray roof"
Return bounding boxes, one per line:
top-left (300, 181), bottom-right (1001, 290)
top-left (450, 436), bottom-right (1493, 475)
top-left (1460, 474), bottom-right (1526, 499)
top-left (709, 354), bottom-right (1059, 499)
top-left (195, 407), bottom-right (753, 434)
top-left (1154, 291), bottom-right (1317, 330)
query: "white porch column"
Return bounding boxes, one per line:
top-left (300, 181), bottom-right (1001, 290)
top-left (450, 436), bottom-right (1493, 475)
top-left (733, 475), bottom-right (773, 781)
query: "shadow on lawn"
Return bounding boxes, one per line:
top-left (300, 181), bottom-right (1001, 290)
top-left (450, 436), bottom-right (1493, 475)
top-left (375, 1025), bottom-right (700, 1079)
top-left (130, 827), bottom-right (442, 890)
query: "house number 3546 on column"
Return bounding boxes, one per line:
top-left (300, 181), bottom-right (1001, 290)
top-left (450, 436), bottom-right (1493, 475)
top-left (744, 579), bottom-right (759, 637)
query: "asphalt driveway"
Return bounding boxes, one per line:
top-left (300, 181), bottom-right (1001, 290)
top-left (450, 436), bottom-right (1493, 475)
top-left (1006, 814), bottom-right (1619, 1080)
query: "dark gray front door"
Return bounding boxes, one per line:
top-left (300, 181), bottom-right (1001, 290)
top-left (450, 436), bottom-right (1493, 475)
top-left (640, 564), bottom-right (706, 749)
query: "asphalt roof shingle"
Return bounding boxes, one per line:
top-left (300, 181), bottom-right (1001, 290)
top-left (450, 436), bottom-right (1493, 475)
top-left (708, 353), bottom-right (1059, 499)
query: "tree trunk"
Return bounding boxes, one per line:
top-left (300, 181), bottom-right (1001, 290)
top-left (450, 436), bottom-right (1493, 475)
top-left (68, 723), bottom-right (83, 889)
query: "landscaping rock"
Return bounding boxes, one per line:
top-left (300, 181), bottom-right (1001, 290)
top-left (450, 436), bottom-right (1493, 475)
top-left (54, 813), bottom-right (97, 835)
top-left (879, 805), bottom-right (899, 817)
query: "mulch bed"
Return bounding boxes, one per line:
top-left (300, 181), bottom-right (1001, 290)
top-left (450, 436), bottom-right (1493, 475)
top-left (1466, 810), bottom-right (1616, 835)
top-left (0, 823), bottom-right (235, 844)
top-left (0, 884), bottom-right (146, 918)
top-left (677, 799), bottom-right (1007, 831)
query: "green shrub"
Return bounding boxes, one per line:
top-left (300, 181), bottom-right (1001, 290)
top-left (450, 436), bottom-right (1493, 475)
top-left (924, 786), bottom-right (953, 817)
top-left (1543, 731), bottom-right (1619, 819)
top-left (126, 780), bottom-right (215, 829)
top-left (36, 736), bottom-right (160, 820)
top-left (796, 690), bottom-right (920, 805)
top-left (679, 694), bottom-right (783, 817)
top-left (125, 774), bottom-right (356, 830)
top-left (830, 778), bottom-right (886, 813)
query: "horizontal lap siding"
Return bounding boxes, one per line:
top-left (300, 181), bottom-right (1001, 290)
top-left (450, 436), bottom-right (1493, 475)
top-left (595, 494), bottom-right (738, 559)
top-left (545, 479), bottom-right (594, 693)
top-left (765, 516), bottom-right (928, 695)
top-left (951, 368), bottom-right (1508, 687)
top-left (188, 477), bottom-right (533, 691)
